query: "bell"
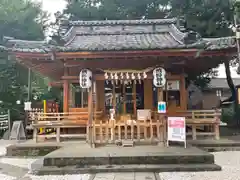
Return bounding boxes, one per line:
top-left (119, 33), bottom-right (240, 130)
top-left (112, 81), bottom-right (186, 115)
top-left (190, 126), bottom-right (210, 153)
top-left (110, 73), bottom-right (114, 79)
top-left (114, 73), bottom-right (118, 80)
top-left (137, 73), bottom-right (141, 80)
top-left (143, 72), bottom-right (147, 79)
top-left (126, 72), bottom-right (129, 79)
top-left (131, 73), bottom-right (135, 80)
top-left (120, 72), bottom-right (124, 79)
top-left (104, 72), bottom-right (109, 79)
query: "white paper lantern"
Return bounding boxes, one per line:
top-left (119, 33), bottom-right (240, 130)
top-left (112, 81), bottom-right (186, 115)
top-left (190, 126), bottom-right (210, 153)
top-left (79, 69), bottom-right (92, 88)
top-left (153, 67), bottom-right (166, 88)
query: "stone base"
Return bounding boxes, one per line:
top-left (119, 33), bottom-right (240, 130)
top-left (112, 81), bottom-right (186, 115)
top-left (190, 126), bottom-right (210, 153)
top-left (6, 144), bottom-right (60, 156)
top-left (6, 141), bottom-right (222, 175)
top-left (42, 145), bottom-right (216, 167)
top-left (35, 164), bottom-right (221, 175)
top-left (189, 139), bottom-right (240, 152)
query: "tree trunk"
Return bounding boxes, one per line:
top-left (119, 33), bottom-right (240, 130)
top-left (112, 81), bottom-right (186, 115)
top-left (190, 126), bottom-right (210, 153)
top-left (224, 59), bottom-right (238, 126)
top-left (224, 60), bottom-right (236, 97)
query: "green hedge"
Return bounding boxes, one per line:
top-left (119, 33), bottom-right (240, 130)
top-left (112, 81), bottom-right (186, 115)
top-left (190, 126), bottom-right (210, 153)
top-left (221, 104), bottom-right (240, 125)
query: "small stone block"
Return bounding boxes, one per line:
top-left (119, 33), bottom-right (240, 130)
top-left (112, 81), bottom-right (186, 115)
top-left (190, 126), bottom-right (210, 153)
top-left (122, 140), bottom-right (134, 147)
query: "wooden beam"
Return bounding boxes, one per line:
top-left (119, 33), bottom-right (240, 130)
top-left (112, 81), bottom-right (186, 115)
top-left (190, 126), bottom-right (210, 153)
top-left (61, 73), bottom-right (181, 81)
top-left (11, 49), bottom-right (236, 60)
top-left (52, 73), bottom-right (183, 87)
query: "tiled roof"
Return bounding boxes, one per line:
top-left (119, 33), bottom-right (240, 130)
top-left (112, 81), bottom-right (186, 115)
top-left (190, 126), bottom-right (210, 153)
top-left (0, 45), bottom-right (6, 52)
top-left (61, 18), bottom-right (189, 51)
top-left (209, 78), bottom-right (240, 89)
top-left (203, 36), bottom-right (236, 50)
top-left (4, 37), bottom-right (53, 53)
top-left (2, 18), bottom-right (237, 53)
top-left (64, 32), bottom-right (202, 51)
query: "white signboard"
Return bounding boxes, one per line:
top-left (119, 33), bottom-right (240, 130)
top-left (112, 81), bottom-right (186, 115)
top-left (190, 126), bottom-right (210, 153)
top-left (167, 117), bottom-right (186, 148)
top-left (158, 101), bottom-right (166, 114)
top-left (24, 102), bottom-right (32, 111)
top-left (167, 80), bottom-right (180, 90)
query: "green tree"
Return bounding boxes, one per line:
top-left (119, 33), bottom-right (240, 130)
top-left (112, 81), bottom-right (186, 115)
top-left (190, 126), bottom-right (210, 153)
top-left (60, 0), bottom-right (234, 89)
top-left (0, 0), bottom-right (49, 116)
top-left (0, 0), bottom-right (48, 42)
top-left (63, 0), bottom-right (169, 20)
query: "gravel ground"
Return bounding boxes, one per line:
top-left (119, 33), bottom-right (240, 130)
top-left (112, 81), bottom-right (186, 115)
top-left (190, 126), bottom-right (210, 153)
top-left (24, 174), bottom-right (90, 180)
top-left (159, 151), bottom-right (240, 180)
top-left (0, 158), bottom-right (37, 170)
top-left (0, 174), bottom-right (15, 180)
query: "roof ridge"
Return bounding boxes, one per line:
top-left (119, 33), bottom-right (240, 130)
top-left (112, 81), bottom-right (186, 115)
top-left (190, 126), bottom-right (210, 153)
top-left (66, 18), bottom-right (177, 26)
top-left (72, 31), bottom-right (170, 36)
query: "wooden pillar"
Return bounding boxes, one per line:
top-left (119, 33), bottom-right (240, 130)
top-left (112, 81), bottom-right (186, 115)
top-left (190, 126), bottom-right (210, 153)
top-left (133, 82), bottom-right (137, 116)
top-left (27, 68), bottom-right (32, 101)
top-left (158, 87), bottom-right (165, 145)
top-left (180, 74), bottom-right (187, 110)
top-left (238, 87), bottom-right (240, 104)
top-left (112, 83), bottom-right (116, 111)
top-left (63, 67), bottom-right (69, 112)
top-left (93, 81), bottom-right (97, 117)
top-left (123, 83), bottom-right (126, 114)
top-left (144, 79), bottom-right (153, 109)
top-left (158, 88), bottom-right (163, 102)
top-left (87, 87), bottom-right (94, 147)
top-left (96, 80), bottom-right (105, 111)
top-left (69, 84), bottom-right (73, 108)
top-left (72, 85), bottom-right (76, 108)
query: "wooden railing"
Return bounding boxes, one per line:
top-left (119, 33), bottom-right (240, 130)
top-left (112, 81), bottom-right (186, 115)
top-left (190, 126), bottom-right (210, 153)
top-left (31, 109), bottom-right (221, 144)
top-left (160, 110), bottom-right (221, 140)
top-left (185, 110), bottom-right (221, 140)
top-left (32, 111), bottom-right (103, 142)
top-left (90, 114), bottom-right (166, 145)
top-left (91, 109), bottom-right (221, 146)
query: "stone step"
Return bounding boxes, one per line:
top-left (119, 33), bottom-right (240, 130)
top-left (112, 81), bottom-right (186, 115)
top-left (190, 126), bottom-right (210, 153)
top-left (189, 139), bottom-right (240, 152)
top-left (43, 152), bottom-right (215, 167)
top-left (201, 146), bottom-right (240, 152)
top-left (35, 164), bottom-right (221, 175)
top-left (6, 144), bottom-right (60, 156)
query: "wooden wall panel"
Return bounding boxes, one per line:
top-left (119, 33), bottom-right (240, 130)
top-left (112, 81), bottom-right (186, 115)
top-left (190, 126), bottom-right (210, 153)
top-left (96, 80), bottom-right (105, 111)
top-left (144, 79), bottom-right (153, 109)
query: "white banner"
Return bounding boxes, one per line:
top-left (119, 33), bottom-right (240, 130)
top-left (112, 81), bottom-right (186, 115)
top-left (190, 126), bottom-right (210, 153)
top-left (167, 117), bottom-right (186, 148)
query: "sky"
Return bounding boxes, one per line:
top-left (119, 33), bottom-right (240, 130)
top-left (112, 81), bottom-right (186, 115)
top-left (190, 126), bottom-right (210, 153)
top-left (33, 0), bottom-right (238, 78)
top-left (34, 0), bottom-right (67, 21)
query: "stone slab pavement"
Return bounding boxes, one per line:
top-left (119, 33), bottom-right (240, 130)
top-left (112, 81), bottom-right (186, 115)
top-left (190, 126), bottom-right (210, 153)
top-left (92, 172), bottom-right (160, 180)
